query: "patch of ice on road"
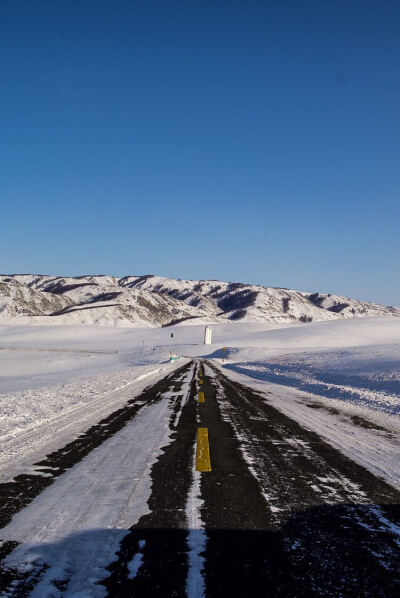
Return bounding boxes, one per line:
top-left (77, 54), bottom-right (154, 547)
top-left (127, 540), bottom-right (146, 579)
top-left (171, 365), bottom-right (194, 428)
top-left (368, 506), bottom-right (400, 547)
top-left (270, 506), bottom-right (283, 513)
top-left (5, 529), bottom-right (128, 598)
top-left (186, 442), bottom-right (206, 598)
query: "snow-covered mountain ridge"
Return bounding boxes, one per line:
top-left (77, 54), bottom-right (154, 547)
top-left (0, 274), bottom-right (398, 327)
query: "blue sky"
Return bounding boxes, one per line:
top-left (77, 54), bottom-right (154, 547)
top-left (1, 1), bottom-right (399, 305)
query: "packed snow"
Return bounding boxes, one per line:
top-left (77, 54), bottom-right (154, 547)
top-left (1, 399), bottom-right (176, 597)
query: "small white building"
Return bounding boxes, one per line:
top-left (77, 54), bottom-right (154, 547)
top-left (204, 326), bottom-right (212, 345)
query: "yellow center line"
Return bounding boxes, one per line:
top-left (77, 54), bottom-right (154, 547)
top-left (196, 427), bottom-right (211, 472)
top-left (198, 391), bottom-right (205, 403)
top-left (198, 379), bottom-right (203, 385)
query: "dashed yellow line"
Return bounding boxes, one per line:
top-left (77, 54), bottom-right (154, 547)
top-left (198, 391), bottom-right (205, 403)
top-left (198, 379), bottom-right (203, 385)
top-left (196, 427), bottom-right (211, 472)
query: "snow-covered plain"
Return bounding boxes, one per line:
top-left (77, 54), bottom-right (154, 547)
top-left (1, 318), bottom-right (400, 427)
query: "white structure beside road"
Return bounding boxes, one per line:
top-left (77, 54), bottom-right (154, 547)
top-left (204, 326), bottom-right (212, 345)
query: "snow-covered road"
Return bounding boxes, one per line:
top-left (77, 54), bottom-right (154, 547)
top-left (0, 319), bottom-right (399, 596)
top-left (1, 361), bottom-right (399, 597)
top-left (0, 364), bottom-right (195, 596)
top-left (2, 399), bottom-right (175, 596)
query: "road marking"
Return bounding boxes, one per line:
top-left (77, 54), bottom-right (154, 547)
top-left (196, 427), bottom-right (211, 472)
top-left (199, 379), bottom-right (203, 385)
top-left (198, 392), bottom-right (205, 403)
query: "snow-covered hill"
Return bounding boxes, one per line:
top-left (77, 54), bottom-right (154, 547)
top-left (0, 280), bottom-right (73, 320)
top-left (0, 274), bottom-right (398, 327)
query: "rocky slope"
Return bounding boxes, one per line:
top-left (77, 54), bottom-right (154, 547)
top-left (0, 274), bottom-right (398, 327)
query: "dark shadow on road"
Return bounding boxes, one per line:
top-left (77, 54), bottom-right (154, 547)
top-left (1, 501), bottom-right (399, 597)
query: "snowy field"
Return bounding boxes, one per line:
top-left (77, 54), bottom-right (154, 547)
top-left (1, 317), bottom-right (399, 486)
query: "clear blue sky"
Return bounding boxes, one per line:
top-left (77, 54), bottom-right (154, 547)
top-left (1, 1), bottom-right (399, 305)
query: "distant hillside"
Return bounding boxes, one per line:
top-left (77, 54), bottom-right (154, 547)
top-left (0, 274), bottom-right (398, 327)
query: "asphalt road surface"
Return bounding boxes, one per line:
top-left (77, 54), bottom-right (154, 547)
top-left (0, 360), bottom-right (399, 597)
